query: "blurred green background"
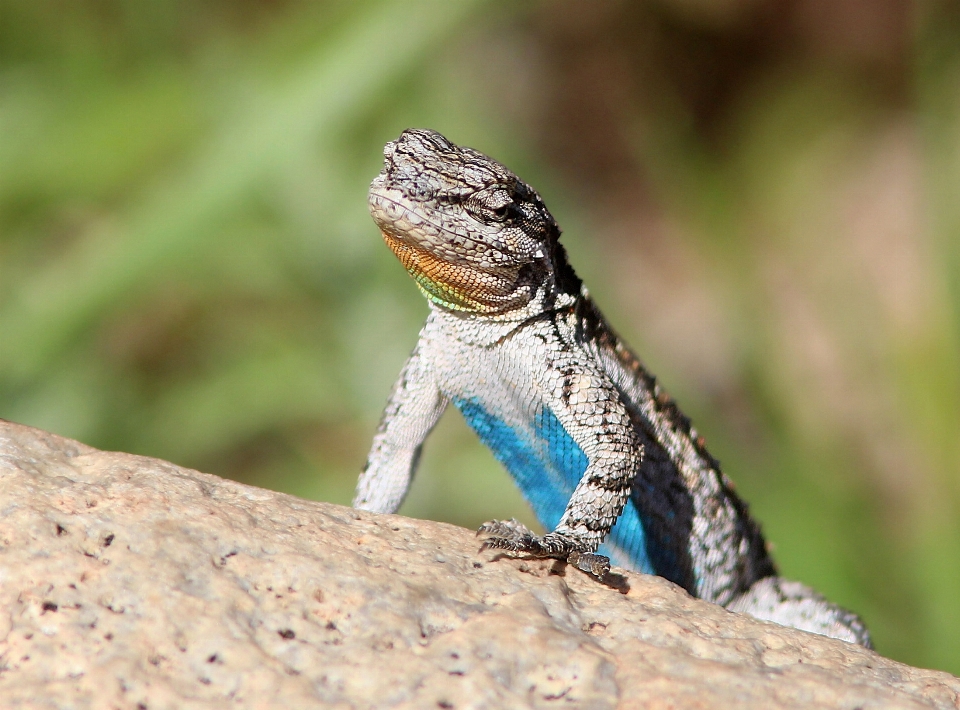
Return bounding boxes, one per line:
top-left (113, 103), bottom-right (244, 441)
top-left (2, 0), bottom-right (959, 673)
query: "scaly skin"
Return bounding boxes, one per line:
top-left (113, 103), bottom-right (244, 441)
top-left (353, 128), bottom-right (871, 647)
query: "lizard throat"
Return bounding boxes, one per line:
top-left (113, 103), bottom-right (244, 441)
top-left (381, 231), bottom-right (520, 315)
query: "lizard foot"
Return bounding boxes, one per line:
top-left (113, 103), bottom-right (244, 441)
top-left (477, 519), bottom-right (610, 578)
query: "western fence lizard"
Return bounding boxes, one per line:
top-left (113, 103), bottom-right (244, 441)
top-left (353, 128), bottom-right (871, 647)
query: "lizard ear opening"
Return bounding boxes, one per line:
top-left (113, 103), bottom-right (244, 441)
top-left (550, 238), bottom-right (583, 296)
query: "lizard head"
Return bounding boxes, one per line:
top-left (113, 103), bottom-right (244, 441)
top-left (369, 128), bottom-right (576, 314)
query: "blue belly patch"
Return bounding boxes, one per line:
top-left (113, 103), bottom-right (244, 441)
top-left (453, 396), bottom-right (653, 574)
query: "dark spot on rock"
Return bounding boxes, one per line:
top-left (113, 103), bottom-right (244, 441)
top-left (56, 524), bottom-right (67, 536)
top-left (278, 629), bottom-right (295, 640)
top-left (438, 701), bottom-right (454, 709)
top-left (103, 534), bottom-right (114, 547)
top-left (105, 633), bottom-right (113, 641)
top-left (199, 677), bottom-right (211, 685)
top-left (137, 704), bottom-right (148, 710)
top-left (207, 654), bottom-right (219, 663)
top-left (472, 562), bottom-right (482, 568)
top-left (41, 602), bottom-right (58, 613)
top-left (325, 621), bottom-right (337, 630)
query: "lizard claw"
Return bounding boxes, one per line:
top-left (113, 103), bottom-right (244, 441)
top-left (477, 518), bottom-right (534, 539)
top-left (478, 518), bottom-right (540, 553)
top-left (478, 519), bottom-right (610, 579)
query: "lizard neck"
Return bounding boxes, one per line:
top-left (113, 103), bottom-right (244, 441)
top-left (427, 282), bottom-right (581, 347)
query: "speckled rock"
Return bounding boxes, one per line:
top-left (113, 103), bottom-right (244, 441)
top-left (0, 420), bottom-right (958, 710)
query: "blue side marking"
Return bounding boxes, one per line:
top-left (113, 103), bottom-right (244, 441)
top-left (453, 397), bottom-right (653, 574)
top-left (454, 397), bottom-right (571, 530)
top-left (601, 498), bottom-right (652, 573)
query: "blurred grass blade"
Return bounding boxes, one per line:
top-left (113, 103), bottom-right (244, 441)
top-left (0, 0), bottom-right (486, 384)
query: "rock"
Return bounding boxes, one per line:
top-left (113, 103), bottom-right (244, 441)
top-left (0, 420), bottom-right (957, 710)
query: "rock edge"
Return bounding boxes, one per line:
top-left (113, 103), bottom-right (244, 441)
top-left (0, 420), bottom-right (958, 709)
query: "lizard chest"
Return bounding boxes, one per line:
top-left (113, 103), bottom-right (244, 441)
top-left (426, 321), bottom-right (592, 531)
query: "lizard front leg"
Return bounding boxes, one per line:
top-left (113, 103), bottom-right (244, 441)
top-left (354, 344), bottom-right (447, 514)
top-left (480, 363), bottom-right (642, 578)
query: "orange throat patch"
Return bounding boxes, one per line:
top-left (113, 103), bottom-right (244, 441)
top-left (381, 231), bottom-right (496, 313)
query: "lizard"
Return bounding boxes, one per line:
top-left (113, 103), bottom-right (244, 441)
top-left (353, 128), bottom-right (872, 647)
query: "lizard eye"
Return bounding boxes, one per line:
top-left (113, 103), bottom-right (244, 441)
top-left (487, 192), bottom-right (520, 222)
top-left (464, 194), bottom-right (516, 224)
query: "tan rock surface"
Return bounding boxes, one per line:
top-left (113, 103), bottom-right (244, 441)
top-left (0, 420), bottom-right (958, 709)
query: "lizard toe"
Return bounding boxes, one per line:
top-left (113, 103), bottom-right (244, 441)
top-left (477, 518), bottom-right (534, 539)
